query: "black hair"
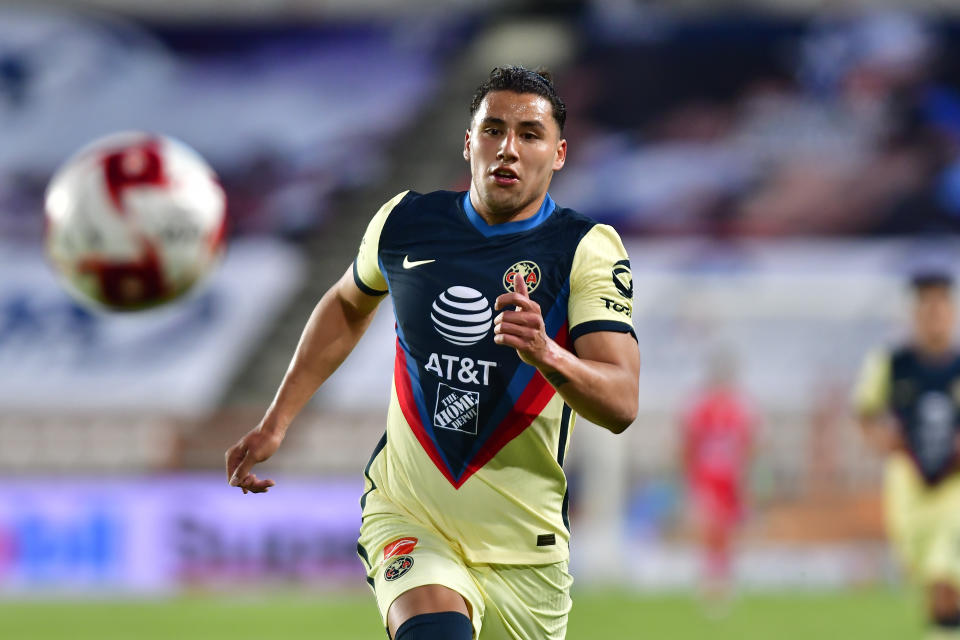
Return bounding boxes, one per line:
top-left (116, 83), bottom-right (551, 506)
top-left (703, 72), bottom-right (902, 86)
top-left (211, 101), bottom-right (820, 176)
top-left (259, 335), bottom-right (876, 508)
top-left (469, 65), bottom-right (567, 133)
top-left (911, 271), bottom-right (954, 291)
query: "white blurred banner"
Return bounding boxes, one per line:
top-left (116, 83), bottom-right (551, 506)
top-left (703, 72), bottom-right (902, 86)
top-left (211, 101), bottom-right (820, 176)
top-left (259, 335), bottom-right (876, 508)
top-left (0, 239), bottom-right (304, 416)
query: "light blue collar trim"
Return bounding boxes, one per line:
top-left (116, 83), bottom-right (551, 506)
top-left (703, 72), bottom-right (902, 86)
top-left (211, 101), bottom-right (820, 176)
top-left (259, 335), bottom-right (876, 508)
top-left (462, 191), bottom-right (556, 237)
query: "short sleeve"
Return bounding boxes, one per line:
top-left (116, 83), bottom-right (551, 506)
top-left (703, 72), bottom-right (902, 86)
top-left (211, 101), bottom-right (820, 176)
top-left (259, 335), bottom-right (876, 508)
top-left (852, 349), bottom-right (892, 415)
top-left (353, 191), bottom-right (408, 296)
top-left (568, 224), bottom-right (636, 342)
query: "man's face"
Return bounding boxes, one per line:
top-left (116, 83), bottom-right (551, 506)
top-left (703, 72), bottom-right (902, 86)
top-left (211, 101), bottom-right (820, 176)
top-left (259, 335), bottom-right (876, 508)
top-left (463, 91), bottom-right (566, 219)
top-left (913, 285), bottom-right (956, 351)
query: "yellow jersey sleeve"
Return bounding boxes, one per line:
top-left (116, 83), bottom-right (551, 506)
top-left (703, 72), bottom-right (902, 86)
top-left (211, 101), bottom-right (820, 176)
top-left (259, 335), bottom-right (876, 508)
top-left (568, 224), bottom-right (636, 342)
top-left (353, 191), bottom-right (408, 296)
top-left (852, 348), bottom-right (892, 415)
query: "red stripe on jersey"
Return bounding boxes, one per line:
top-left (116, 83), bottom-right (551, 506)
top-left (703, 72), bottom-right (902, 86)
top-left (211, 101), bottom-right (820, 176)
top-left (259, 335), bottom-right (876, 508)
top-left (450, 321), bottom-right (568, 488)
top-left (456, 368), bottom-right (557, 485)
top-left (394, 323), bottom-right (568, 490)
top-left (394, 338), bottom-right (461, 487)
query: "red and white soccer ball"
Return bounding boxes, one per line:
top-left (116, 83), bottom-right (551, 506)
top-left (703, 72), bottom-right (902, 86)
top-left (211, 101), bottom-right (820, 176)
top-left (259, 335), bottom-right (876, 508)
top-left (44, 132), bottom-right (227, 311)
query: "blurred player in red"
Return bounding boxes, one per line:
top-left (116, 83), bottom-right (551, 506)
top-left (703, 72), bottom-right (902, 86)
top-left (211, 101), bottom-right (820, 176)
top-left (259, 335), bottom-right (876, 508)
top-left (681, 350), bottom-right (755, 604)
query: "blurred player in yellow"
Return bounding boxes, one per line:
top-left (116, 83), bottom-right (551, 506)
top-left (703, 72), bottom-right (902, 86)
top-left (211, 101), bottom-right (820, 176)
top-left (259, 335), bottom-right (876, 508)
top-left (855, 272), bottom-right (960, 640)
top-left (225, 66), bottom-right (640, 640)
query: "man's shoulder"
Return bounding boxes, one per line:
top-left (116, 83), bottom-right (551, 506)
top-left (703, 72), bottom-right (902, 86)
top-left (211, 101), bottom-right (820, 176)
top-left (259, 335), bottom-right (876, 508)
top-left (389, 189), bottom-right (462, 212)
top-left (548, 201), bottom-right (597, 230)
top-left (542, 202), bottom-right (604, 251)
top-left (551, 202), bottom-right (597, 225)
top-left (890, 344), bottom-right (960, 371)
top-left (376, 189), bottom-right (462, 229)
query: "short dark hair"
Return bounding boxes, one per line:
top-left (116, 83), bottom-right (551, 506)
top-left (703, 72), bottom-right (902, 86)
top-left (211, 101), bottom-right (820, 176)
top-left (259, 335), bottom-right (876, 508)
top-left (911, 270), bottom-right (954, 291)
top-left (469, 65), bottom-right (567, 133)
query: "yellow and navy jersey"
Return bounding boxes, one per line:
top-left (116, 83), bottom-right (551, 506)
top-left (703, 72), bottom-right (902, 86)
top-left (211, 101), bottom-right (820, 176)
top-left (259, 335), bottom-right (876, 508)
top-left (854, 345), bottom-right (960, 485)
top-left (354, 190), bottom-right (635, 565)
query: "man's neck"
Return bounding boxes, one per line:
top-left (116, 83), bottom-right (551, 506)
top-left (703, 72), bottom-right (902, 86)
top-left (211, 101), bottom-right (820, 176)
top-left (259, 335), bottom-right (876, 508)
top-left (468, 190), bottom-right (546, 226)
top-left (915, 338), bottom-right (954, 361)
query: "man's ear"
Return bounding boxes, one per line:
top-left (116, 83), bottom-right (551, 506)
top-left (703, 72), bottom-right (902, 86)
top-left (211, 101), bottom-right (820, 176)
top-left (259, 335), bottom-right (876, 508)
top-left (463, 129), bottom-right (471, 162)
top-left (553, 138), bottom-right (567, 171)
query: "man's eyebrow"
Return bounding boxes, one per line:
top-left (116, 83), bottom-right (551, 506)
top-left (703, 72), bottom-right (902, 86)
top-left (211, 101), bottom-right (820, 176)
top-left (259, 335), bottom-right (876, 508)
top-left (479, 117), bottom-right (547, 130)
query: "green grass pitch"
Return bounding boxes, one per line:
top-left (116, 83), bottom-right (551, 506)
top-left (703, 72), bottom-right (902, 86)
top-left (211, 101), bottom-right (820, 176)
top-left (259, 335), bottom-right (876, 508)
top-left (0, 588), bottom-right (925, 639)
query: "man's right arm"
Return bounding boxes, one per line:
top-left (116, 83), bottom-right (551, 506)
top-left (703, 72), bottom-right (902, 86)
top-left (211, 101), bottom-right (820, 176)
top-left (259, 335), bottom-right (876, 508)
top-left (852, 348), bottom-right (902, 455)
top-left (225, 266), bottom-right (384, 492)
top-left (226, 191), bottom-right (405, 493)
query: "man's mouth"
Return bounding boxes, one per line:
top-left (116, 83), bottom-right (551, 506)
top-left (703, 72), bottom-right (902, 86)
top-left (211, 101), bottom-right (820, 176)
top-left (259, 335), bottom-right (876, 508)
top-left (491, 167), bottom-right (519, 185)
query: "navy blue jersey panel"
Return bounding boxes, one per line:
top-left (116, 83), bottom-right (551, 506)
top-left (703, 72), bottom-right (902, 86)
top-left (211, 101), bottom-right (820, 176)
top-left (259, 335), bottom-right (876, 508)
top-left (377, 190), bottom-right (595, 482)
top-left (890, 346), bottom-right (960, 484)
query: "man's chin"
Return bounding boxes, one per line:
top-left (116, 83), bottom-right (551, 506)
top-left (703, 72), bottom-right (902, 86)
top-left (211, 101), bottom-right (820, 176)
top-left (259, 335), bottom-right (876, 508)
top-left (479, 190), bottom-right (523, 215)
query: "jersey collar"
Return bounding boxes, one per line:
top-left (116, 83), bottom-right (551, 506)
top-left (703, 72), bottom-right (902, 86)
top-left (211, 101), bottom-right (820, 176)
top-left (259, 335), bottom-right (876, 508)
top-left (461, 191), bottom-right (556, 237)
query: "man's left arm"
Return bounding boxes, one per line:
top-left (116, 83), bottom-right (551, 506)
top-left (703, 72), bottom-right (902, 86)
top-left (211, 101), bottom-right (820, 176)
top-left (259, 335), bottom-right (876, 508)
top-left (494, 271), bottom-right (640, 433)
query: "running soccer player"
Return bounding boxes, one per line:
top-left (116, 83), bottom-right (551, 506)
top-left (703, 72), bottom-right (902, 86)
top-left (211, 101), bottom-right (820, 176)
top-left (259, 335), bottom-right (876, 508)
top-left (681, 351), bottom-right (754, 605)
top-left (225, 66), bottom-right (640, 640)
top-left (854, 272), bottom-right (960, 640)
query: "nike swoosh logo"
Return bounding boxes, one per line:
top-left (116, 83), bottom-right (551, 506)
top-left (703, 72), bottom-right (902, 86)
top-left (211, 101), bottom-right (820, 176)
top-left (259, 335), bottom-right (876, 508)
top-left (403, 256), bottom-right (436, 269)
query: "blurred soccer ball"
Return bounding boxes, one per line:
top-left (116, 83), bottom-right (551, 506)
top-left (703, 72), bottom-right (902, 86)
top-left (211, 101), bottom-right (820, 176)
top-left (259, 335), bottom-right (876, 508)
top-left (44, 132), bottom-right (227, 311)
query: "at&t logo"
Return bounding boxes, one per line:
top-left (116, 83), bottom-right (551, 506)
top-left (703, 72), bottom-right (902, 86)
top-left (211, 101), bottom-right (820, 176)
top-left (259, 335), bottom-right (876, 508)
top-left (430, 286), bottom-right (492, 346)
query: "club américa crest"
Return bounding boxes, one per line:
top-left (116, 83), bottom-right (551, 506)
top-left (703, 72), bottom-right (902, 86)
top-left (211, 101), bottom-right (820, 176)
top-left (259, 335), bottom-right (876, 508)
top-left (503, 260), bottom-right (540, 293)
top-left (384, 555), bottom-right (414, 581)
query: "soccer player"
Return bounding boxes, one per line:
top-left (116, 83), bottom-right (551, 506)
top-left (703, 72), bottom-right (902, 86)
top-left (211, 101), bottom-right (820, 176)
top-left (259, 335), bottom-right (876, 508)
top-left (854, 272), bottom-right (960, 640)
top-left (225, 66), bottom-right (640, 640)
top-left (681, 350), bottom-right (754, 606)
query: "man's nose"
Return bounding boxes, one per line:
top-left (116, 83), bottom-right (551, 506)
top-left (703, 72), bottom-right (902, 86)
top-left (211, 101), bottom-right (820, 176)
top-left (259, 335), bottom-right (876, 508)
top-left (497, 131), bottom-right (519, 161)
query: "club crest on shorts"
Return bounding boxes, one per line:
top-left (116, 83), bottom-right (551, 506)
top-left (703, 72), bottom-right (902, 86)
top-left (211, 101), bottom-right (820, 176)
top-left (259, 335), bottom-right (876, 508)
top-left (384, 555), bottom-right (414, 581)
top-left (503, 260), bottom-right (540, 293)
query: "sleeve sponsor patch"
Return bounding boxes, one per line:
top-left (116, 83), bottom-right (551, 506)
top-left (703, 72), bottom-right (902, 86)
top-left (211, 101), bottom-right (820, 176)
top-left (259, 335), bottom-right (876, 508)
top-left (569, 224), bottom-right (636, 337)
top-left (612, 259), bottom-right (633, 299)
top-left (383, 536), bottom-right (419, 560)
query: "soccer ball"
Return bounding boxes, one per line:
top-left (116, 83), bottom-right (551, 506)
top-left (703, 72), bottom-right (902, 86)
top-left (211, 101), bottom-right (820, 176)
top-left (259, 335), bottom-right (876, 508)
top-left (44, 132), bottom-right (227, 311)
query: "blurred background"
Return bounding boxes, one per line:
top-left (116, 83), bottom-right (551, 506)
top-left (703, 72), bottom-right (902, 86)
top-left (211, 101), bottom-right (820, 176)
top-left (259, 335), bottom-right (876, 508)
top-left (4, 0), bottom-right (960, 638)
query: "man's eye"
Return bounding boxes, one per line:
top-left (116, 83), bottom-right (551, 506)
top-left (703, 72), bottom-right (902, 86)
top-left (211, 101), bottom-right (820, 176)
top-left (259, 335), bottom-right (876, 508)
top-left (485, 128), bottom-right (500, 135)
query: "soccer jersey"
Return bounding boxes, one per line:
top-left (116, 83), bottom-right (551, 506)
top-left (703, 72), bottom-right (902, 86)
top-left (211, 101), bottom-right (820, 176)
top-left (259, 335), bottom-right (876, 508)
top-left (683, 388), bottom-right (753, 487)
top-left (854, 346), bottom-right (960, 485)
top-left (353, 190), bottom-right (635, 565)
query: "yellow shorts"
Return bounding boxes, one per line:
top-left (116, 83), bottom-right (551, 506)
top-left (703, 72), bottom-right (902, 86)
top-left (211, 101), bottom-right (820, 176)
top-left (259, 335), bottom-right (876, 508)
top-left (884, 453), bottom-right (960, 587)
top-left (358, 511), bottom-right (573, 640)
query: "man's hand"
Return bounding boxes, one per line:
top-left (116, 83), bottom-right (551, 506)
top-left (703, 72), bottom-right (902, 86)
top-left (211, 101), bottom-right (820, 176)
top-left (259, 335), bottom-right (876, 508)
top-left (494, 272), bottom-right (557, 372)
top-left (858, 414), bottom-right (905, 455)
top-left (225, 425), bottom-right (284, 494)
top-left (495, 270), bottom-right (638, 432)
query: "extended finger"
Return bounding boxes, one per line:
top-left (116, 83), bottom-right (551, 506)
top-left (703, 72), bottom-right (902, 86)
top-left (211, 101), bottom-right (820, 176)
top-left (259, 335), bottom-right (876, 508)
top-left (513, 271), bottom-right (528, 298)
